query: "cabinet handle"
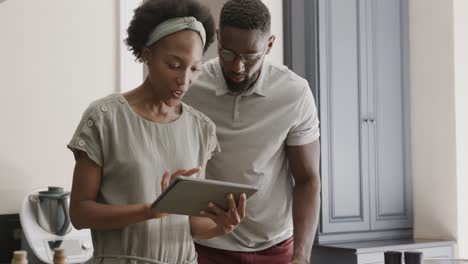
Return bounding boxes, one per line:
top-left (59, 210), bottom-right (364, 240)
top-left (362, 118), bottom-right (376, 123)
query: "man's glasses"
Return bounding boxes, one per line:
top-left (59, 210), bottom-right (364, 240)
top-left (217, 39), bottom-right (268, 65)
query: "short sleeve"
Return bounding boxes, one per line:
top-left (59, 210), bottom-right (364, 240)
top-left (286, 87), bottom-right (320, 146)
top-left (205, 120), bottom-right (221, 162)
top-left (67, 105), bottom-right (104, 167)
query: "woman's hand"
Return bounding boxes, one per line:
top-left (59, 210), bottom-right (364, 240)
top-left (148, 167), bottom-right (202, 220)
top-left (160, 167), bottom-right (201, 191)
top-left (200, 193), bottom-right (247, 235)
top-left (142, 203), bottom-right (168, 219)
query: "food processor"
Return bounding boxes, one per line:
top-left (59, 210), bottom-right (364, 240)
top-left (20, 187), bottom-right (93, 263)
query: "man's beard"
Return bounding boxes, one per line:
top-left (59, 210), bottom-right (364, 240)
top-left (225, 77), bottom-right (252, 94)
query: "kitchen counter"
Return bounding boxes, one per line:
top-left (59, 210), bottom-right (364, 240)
top-left (311, 239), bottom-right (455, 264)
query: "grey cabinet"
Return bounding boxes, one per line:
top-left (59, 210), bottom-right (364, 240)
top-left (317, 0), bottom-right (411, 243)
top-left (318, 0), bottom-right (371, 235)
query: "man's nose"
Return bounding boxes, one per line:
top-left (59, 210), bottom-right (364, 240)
top-left (231, 56), bottom-right (246, 73)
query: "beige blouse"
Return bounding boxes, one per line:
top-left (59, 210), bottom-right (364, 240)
top-left (68, 94), bottom-right (219, 264)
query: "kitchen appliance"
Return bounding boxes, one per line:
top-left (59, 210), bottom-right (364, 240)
top-left (20, 187), bottom-right (93, 263)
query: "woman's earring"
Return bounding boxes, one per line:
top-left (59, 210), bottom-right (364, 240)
top-left (143, 58), bottom-right (149, 64)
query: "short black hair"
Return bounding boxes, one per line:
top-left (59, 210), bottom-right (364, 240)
top-left (220, 0), bottom-right (271, 34)
top-left (126, 0), bottom-right (215, 61)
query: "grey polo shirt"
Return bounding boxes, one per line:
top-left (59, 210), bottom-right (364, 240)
top-left (183, 58), bottom-right (320, 252)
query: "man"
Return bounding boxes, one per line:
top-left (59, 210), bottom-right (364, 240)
top-left (183, 0), bottom-right (321, 263)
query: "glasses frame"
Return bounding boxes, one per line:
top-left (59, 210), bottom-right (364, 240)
top-left (217, 36), bottom-right (269, 65)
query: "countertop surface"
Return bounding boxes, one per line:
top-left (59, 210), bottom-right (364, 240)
top-left (315, 239), bottom-right (455, 253)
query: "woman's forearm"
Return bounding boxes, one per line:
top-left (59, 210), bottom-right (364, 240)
top-left (70, 200), bottom-right (151, 230)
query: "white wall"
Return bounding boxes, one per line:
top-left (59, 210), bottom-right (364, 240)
top-left (410, 0), bottom-right (468, 257)
top-left (262, 0), bottom-right (284, 65)
top-left (0, 0), bottom-right (117, 213)
top-left (454, 0), bottom-right (468, 258)
top-left (198, 0), bottom-right (225, 60)
top-left (409, 0), bottom-right (457, 241)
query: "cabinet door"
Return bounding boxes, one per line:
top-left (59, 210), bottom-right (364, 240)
top-left (366, 0), bottom-right (412, 230)
top-left (319, 0), bottom-right (370, 233)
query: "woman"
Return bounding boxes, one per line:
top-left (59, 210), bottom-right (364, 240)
top-left (67, 0), bottom-right (246, 263)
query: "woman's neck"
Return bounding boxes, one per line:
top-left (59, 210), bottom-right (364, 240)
top-left (123, 79), bottom-right (182, 123)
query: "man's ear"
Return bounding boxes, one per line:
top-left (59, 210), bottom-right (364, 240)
top-left (266, 35), bottom-right (276, 55)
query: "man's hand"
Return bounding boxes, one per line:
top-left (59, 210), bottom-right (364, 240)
top-left (289, 257), bottom-right (310, 264)
top-left (200, 193), bottom-right (246, 235)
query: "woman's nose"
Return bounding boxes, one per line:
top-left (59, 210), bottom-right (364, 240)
top-left (176, 71), bottom-right (191, 86)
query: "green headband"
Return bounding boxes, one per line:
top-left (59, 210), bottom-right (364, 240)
top-left (145, 16), bottom-right (206, 47)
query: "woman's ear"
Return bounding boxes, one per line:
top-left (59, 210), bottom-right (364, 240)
top-left (141, 47), bottom-right (151, 64)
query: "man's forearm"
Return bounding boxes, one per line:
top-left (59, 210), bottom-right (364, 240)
top-left (292, 179), bottom-right (321, 262)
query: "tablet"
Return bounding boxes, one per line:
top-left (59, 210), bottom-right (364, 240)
top-left (150, 176), bottom-right (258, 216)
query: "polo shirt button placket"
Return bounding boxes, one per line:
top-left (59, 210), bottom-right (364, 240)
top-left (233, 95), bottom-right (242, 121)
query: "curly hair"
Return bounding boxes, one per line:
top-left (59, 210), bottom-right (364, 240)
top-left (125, 0), bottom-right (215, 61)
top-left (220, 0), bottom-right (271, 34)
